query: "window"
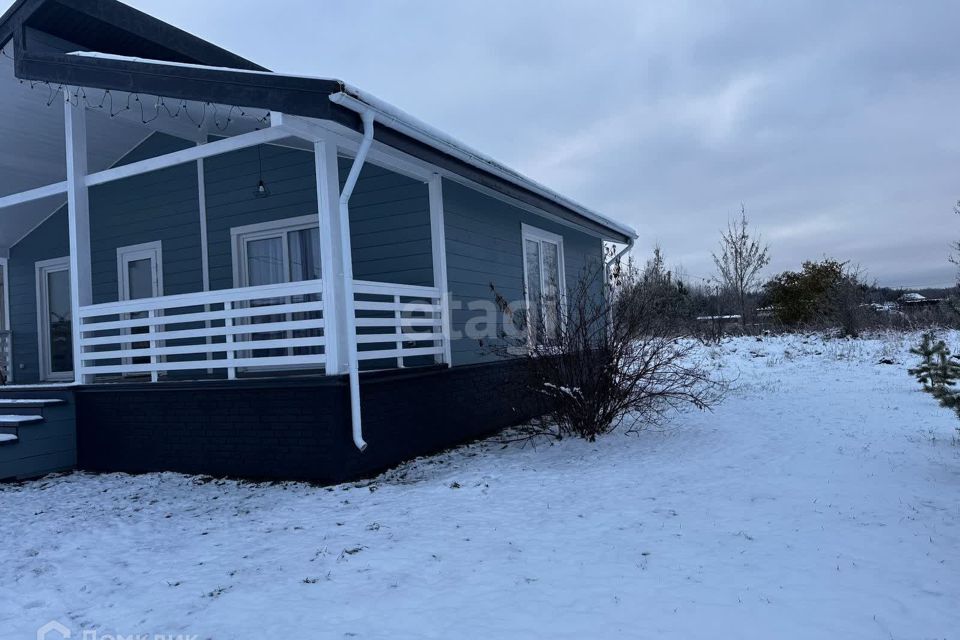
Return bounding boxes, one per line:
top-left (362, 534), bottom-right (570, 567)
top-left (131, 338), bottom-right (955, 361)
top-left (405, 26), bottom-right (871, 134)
top-left (231, 216), bottom-right (322, 363)
top-left (117, 242), bottom-right (163, 370)
top-left (36, 257), bottom-right (72, 381)
top-left (521, 224), bottom-right (565, 344)
top-left (0, 259), bottom-right (7, 382)
top-left (232, 216), bottom-right (321, 288)
top-left (118, 242), bottom-right (163, 303)
top-left (0, 258), bottom-right (7, 331)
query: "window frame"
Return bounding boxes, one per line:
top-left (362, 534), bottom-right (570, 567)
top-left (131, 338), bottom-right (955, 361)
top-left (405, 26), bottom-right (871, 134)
top-left (35, 256), bottom-right (73, 382)
top-left (229, 215), bottom-right (323, 370)
top-left (520, 223), bottom-right (567, 345)
top-left (230, 215), bottom-right (321, 288)
top-left (116, 241), bottom-right (164, 373)
top-left (116, 240), bottom-right (164, 302)
top-left (0, 256), bottom-right (8, 332)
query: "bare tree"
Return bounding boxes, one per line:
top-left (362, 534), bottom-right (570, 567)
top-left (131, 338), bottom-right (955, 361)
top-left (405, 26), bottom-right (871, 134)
top-left (488, 259), bottom-right (726, 441)
top-left (712, 205), bottom-right (770, 329)
top-left (951, 200), bottom-right (960, 281)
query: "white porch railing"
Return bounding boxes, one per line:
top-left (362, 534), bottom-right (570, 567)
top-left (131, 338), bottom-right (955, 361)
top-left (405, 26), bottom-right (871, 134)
top-left (77, 280), bottom-right (326, 380)
top-left (0, 330), bottom-right (11, 383)
top-left (75, 279), bottom-right (446, 382)
top-left (353, 280), bottom-right (444, 368)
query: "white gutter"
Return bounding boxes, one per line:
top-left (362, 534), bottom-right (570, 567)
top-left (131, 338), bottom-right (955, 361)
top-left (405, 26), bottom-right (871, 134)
top-left (66, 51), bottom-right (636, 242)
top-left (604, 238), bottom-right (635, 330)
top-left (331, 89), bottom-right (637, 242)
top-left (606, 238), bottom-right (635, 278)
top-left (339, 109), bottom-right (376, 452)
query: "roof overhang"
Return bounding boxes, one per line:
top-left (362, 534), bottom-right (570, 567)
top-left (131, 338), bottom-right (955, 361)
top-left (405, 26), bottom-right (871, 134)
top-left (0, 44), bottom-right (274, 251)
top-left (0, 0), bottom-right (264, 70)
top-left (0, 0), bottom-right (637, 244)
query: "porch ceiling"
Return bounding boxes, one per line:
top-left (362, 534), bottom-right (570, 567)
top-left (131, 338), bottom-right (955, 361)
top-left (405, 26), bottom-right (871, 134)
top-left (0, 47), bottom-right (272, 252)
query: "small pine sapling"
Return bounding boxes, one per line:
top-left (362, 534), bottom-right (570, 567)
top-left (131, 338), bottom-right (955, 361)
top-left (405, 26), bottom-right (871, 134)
top-left (909, 332), bottom-right (960, 429)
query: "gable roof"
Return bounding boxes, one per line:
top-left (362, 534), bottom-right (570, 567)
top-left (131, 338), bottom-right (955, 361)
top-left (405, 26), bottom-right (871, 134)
top-left (0, 0), bottom-right (637, 243)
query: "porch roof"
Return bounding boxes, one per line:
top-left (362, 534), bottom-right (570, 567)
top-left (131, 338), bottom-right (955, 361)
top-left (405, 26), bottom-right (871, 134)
top-left (0, 44), bottom-right (276, 253)
top-left (0, 0), bottom-right (638, 247)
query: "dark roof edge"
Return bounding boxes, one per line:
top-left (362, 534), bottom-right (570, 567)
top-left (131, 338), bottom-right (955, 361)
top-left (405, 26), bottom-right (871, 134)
top-left (15, 50), bottom-right (342, 114)
top-left (0, 0), bottom-right (266, 70)
top-left (0, 0), bottom-right (37, 49)
top-left (13, 50), bottom-right (634, 243)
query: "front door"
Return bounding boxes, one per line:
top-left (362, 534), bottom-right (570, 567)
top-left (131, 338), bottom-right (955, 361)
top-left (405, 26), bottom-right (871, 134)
top-left (117, 242), bottom-right (162, 369)
top-left (232, 217), bottom-right (322, 363)
top-left (36, 257), bottom-right (73, 382)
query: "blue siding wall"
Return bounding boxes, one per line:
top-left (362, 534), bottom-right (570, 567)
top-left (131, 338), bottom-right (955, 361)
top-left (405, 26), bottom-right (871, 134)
top-left (345, 161), bottom-right (432, 286)
top-left (7, 132), bottom-right (603, 380)
top-left (204, 143), bottom-right (433, 290)
top-left (203, 143), bottom-right (319, 291)
top-left (8, 208), bottom-right (69, 384)
top-left (442, 179), bottom-right (604, 366)
top-left (7, 134), bottom-right (435, 382)
top-left (90, 134), bottom-right (202, 303)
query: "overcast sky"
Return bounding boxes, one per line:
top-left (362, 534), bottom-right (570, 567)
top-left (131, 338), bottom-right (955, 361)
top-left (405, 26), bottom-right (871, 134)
top-left (123, 0), bottom-right (960, 288)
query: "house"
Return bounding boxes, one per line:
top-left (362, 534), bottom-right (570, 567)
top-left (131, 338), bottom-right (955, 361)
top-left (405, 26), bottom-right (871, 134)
top-left (0, 0), bottom-right (636, 482)
top-left (897, 293), bottom-right (944, 310)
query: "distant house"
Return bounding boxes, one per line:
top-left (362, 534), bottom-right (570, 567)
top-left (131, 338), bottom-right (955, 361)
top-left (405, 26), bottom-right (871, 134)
top-left (898, 293), bottom-right (944, 309)
top-left (0, 0), bottom-right (636, 481)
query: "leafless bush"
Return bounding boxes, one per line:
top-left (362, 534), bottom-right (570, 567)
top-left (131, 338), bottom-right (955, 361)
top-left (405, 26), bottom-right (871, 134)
top-left (488, 260), bottom-right (726, 441)
top-left (822, 264), bottom-right (871, 337)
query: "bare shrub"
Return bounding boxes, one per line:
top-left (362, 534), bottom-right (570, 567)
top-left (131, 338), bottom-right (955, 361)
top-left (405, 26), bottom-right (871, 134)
top-left (488, 258), bottom-right (726, 441)
top-left (822, 264), bottom-right (871, 337)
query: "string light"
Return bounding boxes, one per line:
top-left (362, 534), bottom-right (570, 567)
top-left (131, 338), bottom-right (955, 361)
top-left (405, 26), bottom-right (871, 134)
top-left (0, 45), bottom-right (271, 133)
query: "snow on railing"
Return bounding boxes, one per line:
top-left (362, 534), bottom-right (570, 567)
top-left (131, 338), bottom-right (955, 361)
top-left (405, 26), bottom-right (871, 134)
top-left (77, 280), bottom-right (326, 381)
top-left (353, 280), bottom-right (445, 368)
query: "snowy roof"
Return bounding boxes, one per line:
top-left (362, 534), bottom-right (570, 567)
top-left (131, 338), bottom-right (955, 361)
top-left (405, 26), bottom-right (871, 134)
top-left (65, 52), bottom-right (637, 242)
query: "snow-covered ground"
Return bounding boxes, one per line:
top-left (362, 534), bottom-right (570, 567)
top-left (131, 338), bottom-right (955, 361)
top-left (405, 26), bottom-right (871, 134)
top-left (1, 333), bottom-right (959, 639)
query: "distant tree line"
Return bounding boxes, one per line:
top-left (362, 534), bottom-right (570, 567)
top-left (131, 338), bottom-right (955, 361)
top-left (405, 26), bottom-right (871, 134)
top-left (613, 203), bottom-right (959, 340)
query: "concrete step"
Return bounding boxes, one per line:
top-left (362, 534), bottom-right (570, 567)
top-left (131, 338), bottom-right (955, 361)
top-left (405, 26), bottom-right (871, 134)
top-left (0, 399), bottom-right (65, 408)
top-left (0, 433), bottom-right (18, 446)
top-left (0, 415), bottom-right (44, 427)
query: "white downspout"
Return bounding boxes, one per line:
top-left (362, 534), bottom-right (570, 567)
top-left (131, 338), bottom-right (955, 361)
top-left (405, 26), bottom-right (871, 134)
top-left (605, 238), bottom-right (634, 331)
top-left (339, 109), bottom-right (376, 451)
top-left (605, 238), bottom-right (634, 283)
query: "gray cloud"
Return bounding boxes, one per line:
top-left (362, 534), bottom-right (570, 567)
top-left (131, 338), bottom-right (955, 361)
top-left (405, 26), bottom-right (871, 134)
top-left (126, 0), bottom-right (960, 287)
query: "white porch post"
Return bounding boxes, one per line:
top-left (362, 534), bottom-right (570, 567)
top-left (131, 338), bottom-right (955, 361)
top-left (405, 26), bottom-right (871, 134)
top-left (428, 174), bottom-right (453, 366)
top-left (314, 139), bottom-right (348, 375)
top-left (197, 153), bottom-right (214, 373)
top-left (64, 95), bottom-right (93, 384)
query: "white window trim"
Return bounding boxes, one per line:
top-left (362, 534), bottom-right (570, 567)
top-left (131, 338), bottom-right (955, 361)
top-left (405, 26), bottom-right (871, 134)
top-left (35, 256), bottom-right (72, 382)
top-left (230, 214), bottom-right (321, 287)
top-left (116, 241), bottom-right (164, 376)
top-left (0, 257), bottom-right (9, 383)
top-left (116, 240), bottom-right (164, 301)
top-left (520, 223), bottom-right (567, 345)
top-left (0, 256), bottom-right (9, 332)
top-left (230, 215), bottom-right (323, 372)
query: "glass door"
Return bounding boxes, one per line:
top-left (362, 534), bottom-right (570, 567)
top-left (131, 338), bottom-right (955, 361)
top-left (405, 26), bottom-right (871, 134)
top-left (118, 242), bottom-right (162, 369)
top-left (36, 257), bottom-right (73, 381)
top-left (234, 218), bottom-right (322, 364)
top-left (0, 261), bottom-right (7, 383)
top-left (245, 234), bottom-right (288, 358)
top-left (0, 260), bottom-right (6, 331)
